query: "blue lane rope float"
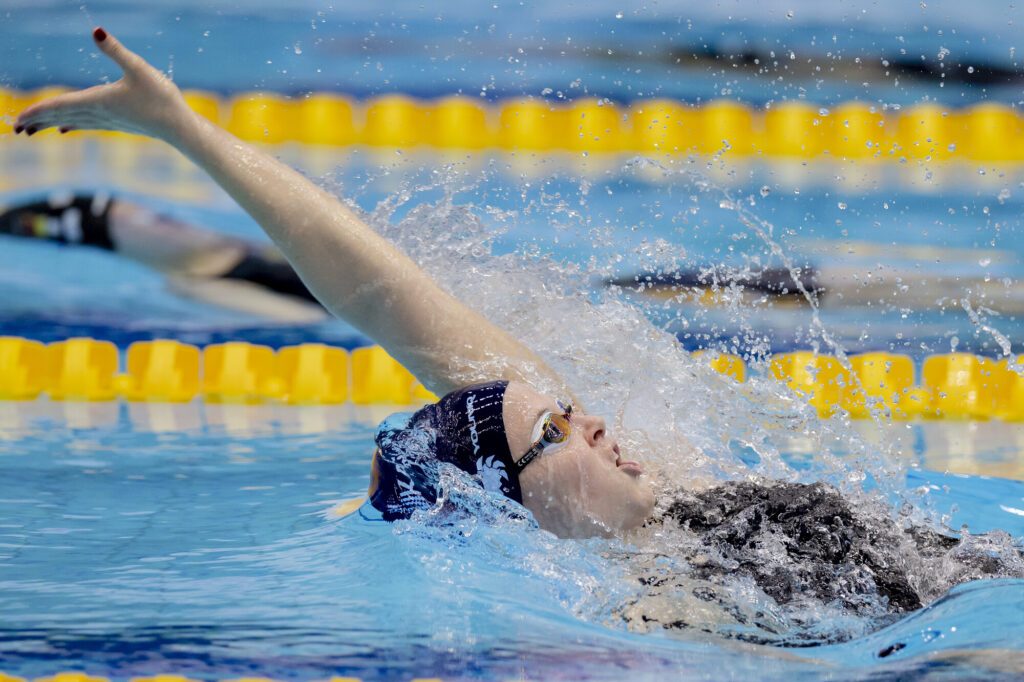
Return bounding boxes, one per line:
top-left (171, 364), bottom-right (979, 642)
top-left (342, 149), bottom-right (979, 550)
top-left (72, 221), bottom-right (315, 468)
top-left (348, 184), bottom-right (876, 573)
top-left (1, 336), bottom-right (1023, 419)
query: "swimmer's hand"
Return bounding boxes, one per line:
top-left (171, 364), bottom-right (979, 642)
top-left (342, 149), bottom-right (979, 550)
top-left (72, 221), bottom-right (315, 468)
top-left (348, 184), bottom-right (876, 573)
top-left (14, 27), bottom-right (191, 141)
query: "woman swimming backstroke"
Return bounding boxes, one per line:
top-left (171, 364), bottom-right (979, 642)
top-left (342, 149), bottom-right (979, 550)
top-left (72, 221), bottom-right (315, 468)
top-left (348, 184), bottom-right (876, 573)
top-left (14, 28), bottom-right (656, 538)
top-left (16, 30), bottom-right (1022, 628)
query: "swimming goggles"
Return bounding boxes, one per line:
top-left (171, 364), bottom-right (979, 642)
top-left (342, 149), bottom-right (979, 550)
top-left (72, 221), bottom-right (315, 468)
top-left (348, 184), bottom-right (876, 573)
top-left (514, 399), bottom-right (573, 473)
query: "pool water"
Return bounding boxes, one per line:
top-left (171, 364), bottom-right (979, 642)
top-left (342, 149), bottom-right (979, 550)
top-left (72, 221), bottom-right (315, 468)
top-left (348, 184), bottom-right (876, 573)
top-left (6, 139), bottom-right (1024, 358)
top-left (3, 1), bottom-right (1024, 680)
top-left (2, 145), bottom-right (1024, 679)
top-left (0, 406), bottom-right (1021, 681)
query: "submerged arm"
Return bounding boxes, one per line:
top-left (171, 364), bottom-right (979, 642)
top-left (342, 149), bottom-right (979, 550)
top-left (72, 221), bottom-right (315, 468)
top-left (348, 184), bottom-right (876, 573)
top-left (15, 28), bottom-right (565, 396)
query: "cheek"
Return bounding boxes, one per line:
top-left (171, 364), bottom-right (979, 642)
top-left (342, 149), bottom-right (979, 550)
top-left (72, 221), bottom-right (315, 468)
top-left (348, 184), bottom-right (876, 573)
top-left (522, 450), bottom-right (592, 509)
top-left (548, 450), bottom-right (590, 495)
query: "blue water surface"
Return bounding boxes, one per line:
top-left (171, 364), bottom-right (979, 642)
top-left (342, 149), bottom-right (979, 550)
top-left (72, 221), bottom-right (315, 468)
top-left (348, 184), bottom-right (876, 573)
top-left (0, 406), bottom-right (1021, 681)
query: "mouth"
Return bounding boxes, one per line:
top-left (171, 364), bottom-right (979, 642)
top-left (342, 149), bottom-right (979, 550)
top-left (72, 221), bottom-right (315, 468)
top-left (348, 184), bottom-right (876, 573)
top-left (614, 446), bottom-right (644, 476)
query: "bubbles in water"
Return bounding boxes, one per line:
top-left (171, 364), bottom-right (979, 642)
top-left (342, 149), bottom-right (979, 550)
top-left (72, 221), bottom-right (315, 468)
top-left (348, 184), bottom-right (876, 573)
top-left (759, 185), bottom-right (771, 198)
top-left (837, 201), bottom-right (847, 210)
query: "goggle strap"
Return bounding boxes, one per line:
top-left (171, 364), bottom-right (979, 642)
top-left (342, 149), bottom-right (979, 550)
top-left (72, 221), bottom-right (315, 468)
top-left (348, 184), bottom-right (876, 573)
top-left (514, 444), bottom-right (542, 474)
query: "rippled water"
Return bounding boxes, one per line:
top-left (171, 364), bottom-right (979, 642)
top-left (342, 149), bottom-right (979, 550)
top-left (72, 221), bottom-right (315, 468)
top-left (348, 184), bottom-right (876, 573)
top-left (0, 404), bottom-right (1022, 680)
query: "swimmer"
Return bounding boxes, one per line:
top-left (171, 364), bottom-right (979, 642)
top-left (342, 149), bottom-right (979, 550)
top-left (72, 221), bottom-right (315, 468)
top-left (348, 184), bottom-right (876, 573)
top-left (0, 192), bottom-right (329, 323)
top-left (14, 29), bottom-right (1022, 628)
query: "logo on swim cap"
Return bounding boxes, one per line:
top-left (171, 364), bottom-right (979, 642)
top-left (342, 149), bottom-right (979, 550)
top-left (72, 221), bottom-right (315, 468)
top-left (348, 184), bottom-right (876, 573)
top-left (466, 394), bottom-right (481, 455)
top-left (476, 454), bottom-right (510, 494)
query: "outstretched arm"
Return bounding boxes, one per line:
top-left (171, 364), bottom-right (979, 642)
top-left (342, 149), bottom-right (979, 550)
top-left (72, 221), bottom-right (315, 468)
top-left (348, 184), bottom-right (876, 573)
top-left (16, 28), bottom-right (566, 397)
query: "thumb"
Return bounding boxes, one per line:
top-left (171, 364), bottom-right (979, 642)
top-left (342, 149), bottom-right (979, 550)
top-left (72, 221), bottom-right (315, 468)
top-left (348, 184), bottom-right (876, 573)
top-left (92, 27), bottom-right (146, 76)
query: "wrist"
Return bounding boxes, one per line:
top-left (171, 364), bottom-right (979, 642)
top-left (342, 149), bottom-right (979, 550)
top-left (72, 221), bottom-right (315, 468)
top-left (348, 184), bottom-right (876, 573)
top-left (154, 102), bottom-right (205, 149)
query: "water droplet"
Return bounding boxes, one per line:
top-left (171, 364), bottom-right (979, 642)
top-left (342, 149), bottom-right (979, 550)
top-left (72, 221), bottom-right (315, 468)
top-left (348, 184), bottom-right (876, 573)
top-left (998, 188), bottom-right (1011, 203)
top-left (293, 43), bottom-right (303, 55)
top-left (979, 257), bottom-right (992, 267)
top-left (615, 11), bottom-right (623, 19)
top-left (786, 10), bottom-right (794, 19)
top-left (948, 143), bottom-right (956, 152)
top-left (967, 65), bottom-right (975, 74)
top-left (759, 185), bottom-right (771, 197)
top-left (837, 201), bottom-right (848, 210)
top-left (719, 199), bottom-right (736, 210)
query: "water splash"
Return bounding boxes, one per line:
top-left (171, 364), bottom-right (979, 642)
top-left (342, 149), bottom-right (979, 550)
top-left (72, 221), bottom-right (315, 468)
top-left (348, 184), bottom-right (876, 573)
top-left (336, 155), bottom-right (1024, 645)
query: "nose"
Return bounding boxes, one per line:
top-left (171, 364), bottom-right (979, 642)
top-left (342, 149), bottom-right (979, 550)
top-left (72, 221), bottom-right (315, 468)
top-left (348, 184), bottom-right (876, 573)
top-left (578, 414), bottom-right (606, 447)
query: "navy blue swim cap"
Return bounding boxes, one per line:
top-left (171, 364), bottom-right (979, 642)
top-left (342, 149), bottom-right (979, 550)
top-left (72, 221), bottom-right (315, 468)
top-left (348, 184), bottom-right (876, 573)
top-left (368, 381), bottom-right (520, 521)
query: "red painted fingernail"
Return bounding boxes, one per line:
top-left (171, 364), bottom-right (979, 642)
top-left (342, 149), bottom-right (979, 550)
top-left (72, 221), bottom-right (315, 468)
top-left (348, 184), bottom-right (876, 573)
top-left (93, 27), bottom-right (107, 42)
top-left (14, 125), bottom-right (23, 134)
top-left (26, 127), bottom-right (37, 136)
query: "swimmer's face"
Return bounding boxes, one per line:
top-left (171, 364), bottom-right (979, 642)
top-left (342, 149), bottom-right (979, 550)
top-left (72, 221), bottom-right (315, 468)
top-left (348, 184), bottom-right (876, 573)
top-left (502, 381), bottom-right (656, 538)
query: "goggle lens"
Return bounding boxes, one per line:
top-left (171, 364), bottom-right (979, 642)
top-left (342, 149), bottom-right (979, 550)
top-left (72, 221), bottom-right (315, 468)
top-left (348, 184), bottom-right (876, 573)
top-left (516, 400), bottom-right (575, 473)
top-left (542, 412), bottom-right (571, 445)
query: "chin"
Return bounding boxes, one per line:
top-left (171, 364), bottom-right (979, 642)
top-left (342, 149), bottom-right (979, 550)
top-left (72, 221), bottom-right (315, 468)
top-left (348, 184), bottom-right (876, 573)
top-left (630, 487), bottom-right (657, 528)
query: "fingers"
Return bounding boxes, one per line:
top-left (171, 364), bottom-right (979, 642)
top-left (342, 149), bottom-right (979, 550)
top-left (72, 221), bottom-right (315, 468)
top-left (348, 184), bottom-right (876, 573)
top-left (16, 111), bottom-right (115, 136)
top-left (14, 84), bottom-right (118, 132)
top-left (92, 26), bottom-right (147, 77)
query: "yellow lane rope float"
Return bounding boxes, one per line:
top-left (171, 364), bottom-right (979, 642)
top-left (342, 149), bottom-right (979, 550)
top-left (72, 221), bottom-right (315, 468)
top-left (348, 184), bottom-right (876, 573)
top-left (1, 336), bottom-right (1023, 420)
top-left (2, 87), bottom-right (1024, 161)
top-left (1, 673), bottom-right (435, 682)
